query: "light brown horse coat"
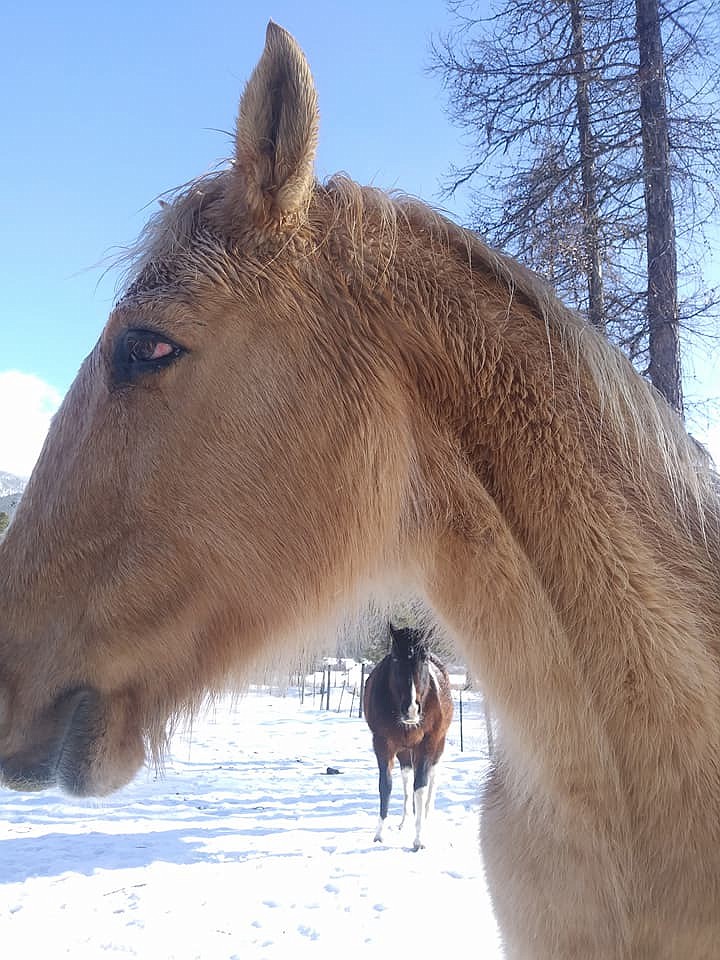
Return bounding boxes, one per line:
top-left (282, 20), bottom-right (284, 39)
top-left (1, 23), bottom-right (719, 960)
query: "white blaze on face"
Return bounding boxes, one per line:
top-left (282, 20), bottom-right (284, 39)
top-left (406, 679), bottom-right (419, 721)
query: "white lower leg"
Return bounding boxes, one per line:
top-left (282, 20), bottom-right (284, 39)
top-left (399, 767), bottom-right (413, 829)
top-left (374, 815), bottom-right (386, 842)
top-left (413, 785), bottom-right (429, 849)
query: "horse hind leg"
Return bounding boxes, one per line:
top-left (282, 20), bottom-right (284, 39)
top-left (425, 761), bottom-right (437, 816)
top-left (425, 735), bottom-right (447, 816)
top-left (397, 749), bottom-right (413, 829)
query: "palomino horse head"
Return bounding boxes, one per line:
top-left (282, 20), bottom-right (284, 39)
top-left (4, 22), bottom-right (720, 955)
top-left (388, 624), bottom-right (431, 727)
top-left (0, 24), bottom-right (416, 795)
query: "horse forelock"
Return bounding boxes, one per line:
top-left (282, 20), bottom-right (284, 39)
top-left (114, 171), bottom-right (241, 302)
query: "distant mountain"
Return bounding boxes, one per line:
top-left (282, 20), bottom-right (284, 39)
top-left (0, 472), bottom-right (27, 521)
top-left (0, 471), bottom-right (27, 497)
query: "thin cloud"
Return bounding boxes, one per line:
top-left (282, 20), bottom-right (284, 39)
top-left (0, 371), bottom-right (63, 477)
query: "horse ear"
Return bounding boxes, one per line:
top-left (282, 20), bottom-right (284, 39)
top-left (226, 22), bottom-right (319, 230)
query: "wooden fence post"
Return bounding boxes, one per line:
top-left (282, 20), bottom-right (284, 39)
top-left (359, 662), bottom-right (366, 719)
top-left (337, 679), bottom-right (346, 713)
top-left (459, 688), bottom-right (464, 753)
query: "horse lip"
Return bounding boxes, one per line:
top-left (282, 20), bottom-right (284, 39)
top-left (399, 716), bottom-right (422, 728)
top-left (0, 687), bottom-right (98, 792)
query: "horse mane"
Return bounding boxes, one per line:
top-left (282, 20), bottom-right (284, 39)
top-left (318, 180), bottom-right (717, 529)
top-left (117, 167), bottom-right (718, 535)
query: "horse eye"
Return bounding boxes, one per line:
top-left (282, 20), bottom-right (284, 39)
top-left (128, 336), bottom-right (170, 363)
top-left (126, 332), bottom-right (181, 364)
top-left (113, 329), bottom-right (185, 384)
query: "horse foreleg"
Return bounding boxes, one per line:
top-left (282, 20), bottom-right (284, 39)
top-left (412, 751), bottom-right (433, 851)
top-left (373, 737), bottom-right (395, 843)
top-left (397, 748), bottom-right (413, 829)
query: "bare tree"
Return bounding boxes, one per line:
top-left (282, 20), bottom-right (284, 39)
top-left (431, 0), bottom-right (720, 411)
top-left (569, 0), bottom-right (606, 329)
top-left (637, 0), bottom-right (694, 414)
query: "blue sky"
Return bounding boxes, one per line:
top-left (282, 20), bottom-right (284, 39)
top-left (1, 0), bottom-right (717, 473)
top-left (2, 2), bottom-right (470, 396)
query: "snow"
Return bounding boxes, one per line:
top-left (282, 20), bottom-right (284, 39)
top-left (0, 471), bottom-right (26, 498)
top-left (0, 690), bottom-right (502, 958)
top-left (0, 470), bottom-right (26, 522)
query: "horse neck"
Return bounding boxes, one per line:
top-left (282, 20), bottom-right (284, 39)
top-left (379, 249), bottom-right (720, 793)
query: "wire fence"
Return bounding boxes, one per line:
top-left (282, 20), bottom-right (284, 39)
top-left (248, 659), bottom-right (495, 760)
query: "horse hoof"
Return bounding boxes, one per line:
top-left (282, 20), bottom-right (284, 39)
top-left (413, 841), bottom-right (425, 851)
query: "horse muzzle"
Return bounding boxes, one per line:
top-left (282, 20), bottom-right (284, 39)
top-left (399, 712), bottom-right (422, 728)
top-left (0, 686), bottom-right (103, 795)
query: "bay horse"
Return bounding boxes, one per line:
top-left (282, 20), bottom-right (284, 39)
top-left (1, 22), bottom-right (720, 959)
top-left (363, 623), bottom-right (453, 850)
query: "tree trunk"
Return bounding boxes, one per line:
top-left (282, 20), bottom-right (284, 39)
top-left (568, 0), bottom-right (605, 331)
top-left (636, 0), bottom-right (683, 413)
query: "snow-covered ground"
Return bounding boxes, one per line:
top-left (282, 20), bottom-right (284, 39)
top-left (0, 689), bottom-right (501, 958)
top-left (0, 471), bottom-right (26, 498)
